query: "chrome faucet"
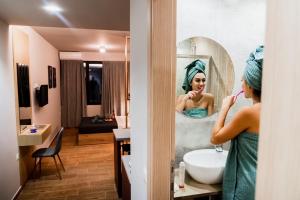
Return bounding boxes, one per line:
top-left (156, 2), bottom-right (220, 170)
top-left (215, 144), bottom-right (223, 152)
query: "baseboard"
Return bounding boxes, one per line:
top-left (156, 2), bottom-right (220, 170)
top-left (11, 185), bottom-right (22, 200)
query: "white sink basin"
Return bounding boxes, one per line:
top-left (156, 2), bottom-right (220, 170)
top-left (183, 149), bottom-right (228, 184)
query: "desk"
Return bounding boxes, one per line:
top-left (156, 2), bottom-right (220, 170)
top-left (18, 124), bottom-right (51, 146)
top-left (113, 128), bottom-right (130, 198)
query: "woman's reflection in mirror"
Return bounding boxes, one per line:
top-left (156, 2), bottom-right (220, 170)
top-left (176, 59), bottom-right (214, 118)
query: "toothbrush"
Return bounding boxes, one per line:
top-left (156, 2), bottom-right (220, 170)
top-left (234, 90), bottom-right (244, 101)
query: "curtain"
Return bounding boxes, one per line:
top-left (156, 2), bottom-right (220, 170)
top-left (60, 60), bottom-right (85, 127)
top-left (102, 61), bottom-right (126, 117)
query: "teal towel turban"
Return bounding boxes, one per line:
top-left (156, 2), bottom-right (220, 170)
top-left (182, 59), bottom-right (206, 93)
top-left (244, 45), bottom-right (264, 91)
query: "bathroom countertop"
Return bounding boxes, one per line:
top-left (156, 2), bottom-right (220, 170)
top-left (174, 169), bottom-right (222, 199)
top-left (113, 128), bottom-right (130, 141)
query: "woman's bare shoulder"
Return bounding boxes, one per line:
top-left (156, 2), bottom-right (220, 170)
top-left (235, 106), bottom-right (258, 120)
top-left (203, 93), bottom-right (214, 100)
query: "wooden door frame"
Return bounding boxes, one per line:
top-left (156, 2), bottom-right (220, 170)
top-left (148, 0), bottom-right (176, 199)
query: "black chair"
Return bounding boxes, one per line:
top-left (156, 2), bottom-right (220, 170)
top-left (32, 127), bottom-right (65, 179)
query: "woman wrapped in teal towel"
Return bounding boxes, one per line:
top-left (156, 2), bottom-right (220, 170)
top-left (211, 45), bottom-right (264, 200)
top-left (176, 59), bottom-right (214, 119)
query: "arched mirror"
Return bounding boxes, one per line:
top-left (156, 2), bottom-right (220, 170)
top-left (176, 36), bottom-right (235, 113)
top-left (175, 36), bottom-right (235, 165)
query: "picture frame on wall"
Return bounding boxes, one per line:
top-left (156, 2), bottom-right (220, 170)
top-left (53, 67), bottom-right (56, 88)
top-left (48, 65), bottom-right (52, 88)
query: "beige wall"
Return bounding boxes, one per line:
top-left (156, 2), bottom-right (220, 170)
top-left (0, 21), bottom-right (20, 199)
top-left (256, 0), bottom-right (300, 199)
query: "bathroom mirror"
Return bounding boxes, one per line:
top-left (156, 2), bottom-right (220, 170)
top-left (175, 36), bottom-right (234, 165)
top-left (176, 36), bottom-right (235, 115)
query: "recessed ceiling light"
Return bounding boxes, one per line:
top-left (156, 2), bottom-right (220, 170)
top-left (99, 46), bottom-right (107, 53)
top-left (43, 4), bottom-right (63, 13)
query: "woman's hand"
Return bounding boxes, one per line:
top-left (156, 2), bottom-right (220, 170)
top-left (221, 96), bottom-right (235, 111)
top-left (183, 90), bottom-right (199, 101)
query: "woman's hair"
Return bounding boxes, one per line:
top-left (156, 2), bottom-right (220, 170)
top-left (253, 88), bottom-right (261, 100)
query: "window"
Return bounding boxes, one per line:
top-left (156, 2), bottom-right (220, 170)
top-left (84, 61), bottom-right (103, 105)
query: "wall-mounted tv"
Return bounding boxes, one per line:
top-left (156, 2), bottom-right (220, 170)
top-left (36, 85), bottom-right (48, 107)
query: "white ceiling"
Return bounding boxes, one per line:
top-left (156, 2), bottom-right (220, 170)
top-left (0, 0), bottom-right (130, 52)
top-left (33, 26), bottom-right (129, 52)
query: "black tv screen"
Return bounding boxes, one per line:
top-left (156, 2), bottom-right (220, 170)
top-left (36, 85), bottom-right (48, 107)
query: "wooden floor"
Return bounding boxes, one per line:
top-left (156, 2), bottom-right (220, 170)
top-left (17, 128), bottom-right (119, 200)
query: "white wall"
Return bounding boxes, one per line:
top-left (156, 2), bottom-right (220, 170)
top-left (0, 21), bottom-right (20, 200)
top-left (177, 0), bottom-right (266, 108)
top-left (130, 0), bottom-right (149, 199)
top-left (16, 26), bottom-right (61, 147)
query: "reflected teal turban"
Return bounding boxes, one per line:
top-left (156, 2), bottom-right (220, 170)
top-left (182, 59), bottom-right (206, 93)
top-left (244, 45), bottom-right (264, 91)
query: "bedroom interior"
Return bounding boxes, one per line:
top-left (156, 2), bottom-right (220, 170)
top-left (10, 25), bottom-right (131, 199)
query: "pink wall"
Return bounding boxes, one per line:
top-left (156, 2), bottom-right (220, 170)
top-left (17, 26), bottom-right (61, 147)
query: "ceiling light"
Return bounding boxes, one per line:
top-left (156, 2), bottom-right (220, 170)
top-left (99, 46), bottom-right (106, 53)
top-left (43, 4), bottom-right (63, 13)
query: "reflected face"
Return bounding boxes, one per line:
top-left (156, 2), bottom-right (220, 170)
top-left (191, 73), bottom-right (206, 92)
top-left (241, 78), bottom-right (252, 98)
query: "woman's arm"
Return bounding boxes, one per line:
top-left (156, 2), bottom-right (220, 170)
top-left (176, 95), bottom-right (188, 112)
top-left (176, 91), bottom-right (197, 112)
top-left (211, 96), bottom-right (251, 144)
top-left (207, 94), bottom-right (214, 116)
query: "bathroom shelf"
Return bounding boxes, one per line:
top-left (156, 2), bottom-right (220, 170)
top-left (18, 124), bottom-right (51, 146)
top-left (174, 168), bottom-right (221, 199)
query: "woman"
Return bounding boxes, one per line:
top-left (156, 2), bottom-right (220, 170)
top-left (211, 46), bottom-right (264, 200)
top-left (176, 59), bottom-right (214, 118)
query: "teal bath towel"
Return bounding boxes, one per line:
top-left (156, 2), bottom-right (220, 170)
top-left (223, 132), bottom-right (259, 200)
top-left (183, 107), bottom-right (208, 119)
